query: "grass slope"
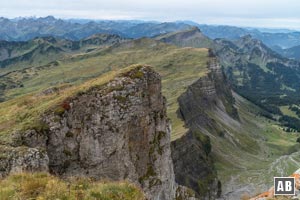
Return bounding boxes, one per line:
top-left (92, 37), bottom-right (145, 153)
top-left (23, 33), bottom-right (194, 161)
top-left (0, 172), bottom-right (144, 200)
top-left (210, 92), bottom-right (300, 198)
top-left (1, 36), bottom-right (299, 198)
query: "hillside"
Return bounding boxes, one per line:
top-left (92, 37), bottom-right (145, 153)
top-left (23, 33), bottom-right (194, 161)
top-left (0, 34), bottom-right (128, 74)
top-left (153, 28), bottom-right (300, 198)
top-left (0, 36), bottom-right (220, 199)
top-left (0, 41), bottom-right (216, 199)
top-left (1, 32), bottom-right (300, 199)
top-left (0, 37), bottom-right (210, 140)
top-left (215, 36), bottom-right (300, 131)
top-left (0, 34), bottom-right (128, 101)
top-left (157, 27), bottom-right (300, 131)
top-left (176, 59), bottom-right (300, 199)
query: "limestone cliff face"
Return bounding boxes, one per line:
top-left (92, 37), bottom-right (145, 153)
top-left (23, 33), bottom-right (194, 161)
top-left (172, 59), bottom-right (236, 199)
top-left (172, 130), bottom-right (221, 200)
top-left (2, 66), bottom-right (178, 200)
top-left (177, 59), bottom-right (238, 125)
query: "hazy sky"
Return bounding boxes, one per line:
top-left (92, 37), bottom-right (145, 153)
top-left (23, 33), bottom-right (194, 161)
top-left (1, 0), bottom-right (300, 29)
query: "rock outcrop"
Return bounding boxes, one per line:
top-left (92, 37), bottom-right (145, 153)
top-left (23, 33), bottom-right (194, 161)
top-left (177, 58), bottom-right (238, 125)
top-left (0, 145), bottom-right (49, 178)
top-left (172, 130), bottom-right (221, 200)
top-left (171, 59), bottom-right (236, 199)
top-left (0, 66), bottom-right (178, 200)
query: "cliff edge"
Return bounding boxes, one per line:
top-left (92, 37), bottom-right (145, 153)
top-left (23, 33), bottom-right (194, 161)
top-left (0, 66), bottom-right (193, 200)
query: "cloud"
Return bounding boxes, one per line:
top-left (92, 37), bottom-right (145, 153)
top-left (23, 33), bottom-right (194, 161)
top-left (1, 0), bottom-right (300, 29)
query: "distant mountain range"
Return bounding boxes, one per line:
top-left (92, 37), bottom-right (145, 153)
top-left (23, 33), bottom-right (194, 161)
top-left (198, 24), bottom-right (300, 49)
top-left (1, 16), bottom-right (300, 51)
top-left (0, 33), bottom-right (128, 74)
top-left (0, 16), bottom-right (190, 41)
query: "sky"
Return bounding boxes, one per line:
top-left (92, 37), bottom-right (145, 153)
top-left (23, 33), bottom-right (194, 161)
top-left (1, 0), bottom-right (300, 30)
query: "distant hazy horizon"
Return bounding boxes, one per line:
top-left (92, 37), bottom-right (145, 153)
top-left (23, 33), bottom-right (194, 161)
top-left (1, 0), bottom-right (300, 30)
top-left (0, 15), bottom-right (298, 33)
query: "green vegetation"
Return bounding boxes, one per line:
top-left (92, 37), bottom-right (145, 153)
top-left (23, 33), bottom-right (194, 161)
top-left (129, 70), bottom-right (144, 79)
top-left (211, 93), bottom-right (300, 195)
top-left (138, 165), bottom-right (157, 184)
top-left (280, 106), bottom-right (299, 118)
top-left (224, 54), bottom-right (300, 131)
top-left (197, 174), bottom-right (215, 197)
top-left (175, 187), bottom-right (195, 200)
top-left (193, 130), bottom-right (211, 155)
top-left (113, 95), bottom-right (128, 103)
top-left (0, 172), bottom-right (144, 200)
top-left (0, 38), bottom-right (209, 141)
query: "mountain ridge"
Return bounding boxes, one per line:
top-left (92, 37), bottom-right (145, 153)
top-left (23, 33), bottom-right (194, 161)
top-left (2, 16), bottom-right (300, 50)
top-left (157, 27), bottom-right (300, 131)
top-left (153, 27), bottom-right (300, 199)
top-left (0, 65), bottom-right (202, 200)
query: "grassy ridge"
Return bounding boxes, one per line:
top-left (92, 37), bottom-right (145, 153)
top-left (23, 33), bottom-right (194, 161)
top-left (0, 39), bottom-right (209, 140)
top-left (0, 65), bottom-right (148, 141)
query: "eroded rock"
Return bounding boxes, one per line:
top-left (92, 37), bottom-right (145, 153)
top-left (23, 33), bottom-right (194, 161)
top-left (3, 66), bottom-right (178, 200)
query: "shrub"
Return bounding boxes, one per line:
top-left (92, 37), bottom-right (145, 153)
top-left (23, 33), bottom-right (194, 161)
top-left (131, 71), bottom-right (144, 79)
top-left (54, 106), bottom-right (65, 116)
top-left (113, 95), bottom-right (127, 103)
top-left (62, 101), bottom-right (71, 110)
top-left (193, 130), bottom-right (212, 155)
top-left (33, 121), bottom-right (50, 133)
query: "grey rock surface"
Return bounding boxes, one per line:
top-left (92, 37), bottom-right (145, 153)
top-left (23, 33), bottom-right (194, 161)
top-left (0, 145), bottom-right (49, 178)
top-left (43, 66), bottom-right (176, 200)
top-left (2, 66), bottom-right (179, 200)
top-left (171, 60), bottom-right (230, 200)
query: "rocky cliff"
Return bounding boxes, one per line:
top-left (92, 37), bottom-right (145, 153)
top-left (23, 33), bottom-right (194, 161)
top-left (0, 66), bottom-right (194, 200)
top-left (171, 58), bottom-right (237, 199)
top-left (172, 130), bottom-right (221, 200)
